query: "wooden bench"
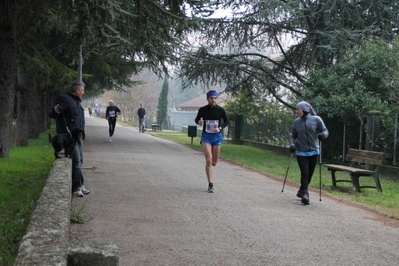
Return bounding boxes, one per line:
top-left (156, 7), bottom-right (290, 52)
top-left (151, 124), bottom-right (162, 131)
top-left (324, 148), bottom-right (383, 192)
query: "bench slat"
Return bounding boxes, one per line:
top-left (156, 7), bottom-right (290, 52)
top-left (324, 164), bottom-right (374, 175)
top-left (346, 149), bottom-right (383, 165)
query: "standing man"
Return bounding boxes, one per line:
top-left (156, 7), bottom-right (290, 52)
top-left (105, 100), bottom-right (121, 142)
top-left (47, 80), bottom-right (89, 197)
top-left (137, 103), bottom-right (146, 133)
top-left (290, 101), bottom-right (328, 205)
top-left (195, 91), bottom-right (228, 193)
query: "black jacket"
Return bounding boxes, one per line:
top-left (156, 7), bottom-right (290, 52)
top-left (194, 104), bottom-right (228, 133)
top-left (137, 107), bottom-right (146, 118)
top-left (47, 92), bottom-right (85, 135)
top-left (106, 106), bottom-right (121, 119)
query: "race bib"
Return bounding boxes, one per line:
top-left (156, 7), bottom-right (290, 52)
top-left (205, 120), bottom-right (219, 133)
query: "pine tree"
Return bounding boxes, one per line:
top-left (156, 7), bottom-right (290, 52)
top-left (0, 0), bottom-right (203, 158)
top-left (156, 77), bottom-right (169, 129)
top-left (179, 0), bottom-right (399, 110)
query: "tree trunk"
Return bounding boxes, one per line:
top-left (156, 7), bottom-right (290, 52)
top-left (46, 90), bottom-right (56, 129)
top-left (0, 1), bottom-right (18, 158)
top-left (28, 82), bottom-right (41, 139)
top-left (15, 72), bottom-right (30, 146)
top-left (39, 87), bottom-right (49, 133)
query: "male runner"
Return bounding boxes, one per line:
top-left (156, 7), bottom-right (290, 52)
top-left (195, 91), bottom-right (229, 193)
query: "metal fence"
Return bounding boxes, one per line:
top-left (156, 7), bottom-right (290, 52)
top-left (227, 112), bottom-right (399, 166)
top-left (169, 109), bottom-right (399, 166)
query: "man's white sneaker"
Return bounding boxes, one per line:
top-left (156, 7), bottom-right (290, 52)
top-left (74, 190), bottom-right (84, 197)
top-left (109, 137), bottom-right (113, 142)
top-left (82, 187), bottom-right (90, 195)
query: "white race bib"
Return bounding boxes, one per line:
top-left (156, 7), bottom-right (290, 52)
top-left (205, 120), bottom-right (219, 133)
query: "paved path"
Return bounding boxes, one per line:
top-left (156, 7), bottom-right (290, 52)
top-left (71, 115), bottom-right (399, 266)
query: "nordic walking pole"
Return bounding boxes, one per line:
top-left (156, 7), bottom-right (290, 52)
top-left (319, 140), bottom-right (322, 201)
top-left (282, 153), bottom-right (294, 192)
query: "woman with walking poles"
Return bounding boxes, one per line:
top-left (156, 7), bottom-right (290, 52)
top-left (289, 101), bottom-right (329, 205)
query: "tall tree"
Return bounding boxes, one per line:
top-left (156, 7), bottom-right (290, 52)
top-left (305, 38), bottom-right (399, 160)
top-left (157, 77), bottom-right (169, 128)
top-left (0, 0), bottom-right (208, 157)
top-left (0, 0), bottom-right (17, 157)
top-left (178, 0), bottom-right (399, 109)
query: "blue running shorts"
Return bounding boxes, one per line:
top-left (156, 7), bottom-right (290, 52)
top-left (201, 132), bottom-right (223, 146)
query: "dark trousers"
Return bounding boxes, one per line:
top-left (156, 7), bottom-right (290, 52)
top-left (108, 118), bottom-right (116, 137)
top-left (296, 155), bottom-right (318, 193)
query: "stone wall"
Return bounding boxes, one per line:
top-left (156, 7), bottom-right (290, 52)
top-left (14, 158), bottom-right (72, 266)
top-left (13, 158), bottom-right (119, 266)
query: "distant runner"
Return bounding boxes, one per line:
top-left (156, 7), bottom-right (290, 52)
top-left (106, 100), bottom-right (121, 142)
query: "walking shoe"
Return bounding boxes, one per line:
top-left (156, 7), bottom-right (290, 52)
top-left (74, 190), bottom-right (84, 197)
top-left (109, 137), bottom-right (113, 142)
top-left (296, 190), bottom-right (304, 198)
top-left (301, 193), bottom-right (310, 205)
top-left (81, 187), bottom-right (90, 195)
top-left (208, 183), bottom-right (214, 193)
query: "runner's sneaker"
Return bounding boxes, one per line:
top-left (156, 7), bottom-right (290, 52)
top-left (82, 187), bottom-right (90, 195)
top-left (109, 137), bottom-right (112, 142)
top-left (208, 183), bottom-right (214, 193)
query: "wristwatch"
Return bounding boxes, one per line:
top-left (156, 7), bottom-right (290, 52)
top-left (219, 127), bottom-right (222, 131)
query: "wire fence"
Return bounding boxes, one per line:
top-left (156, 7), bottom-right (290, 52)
top-left (226, 112), bottom-right (399, 166)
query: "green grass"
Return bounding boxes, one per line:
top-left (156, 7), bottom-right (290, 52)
top-left (0, 130), bottom-right (55, 266)
top-left (152, 131), bottom-right (399, 219)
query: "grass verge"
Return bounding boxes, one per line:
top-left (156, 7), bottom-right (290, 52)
top-left (151, 131), bottom-right (399, 220)
top-left (0, 130), bottom-right (55, 266)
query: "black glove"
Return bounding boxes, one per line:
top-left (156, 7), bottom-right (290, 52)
top-left (317, 134), bottom-right (323, 141)
top-left (289, 144), bottom-right (296, 153)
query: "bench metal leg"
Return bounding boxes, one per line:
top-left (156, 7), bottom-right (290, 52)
top-left (374, 176), bottom-right (382, 192)
top-left (351, 174), bottom-right (361, 192)
top-left (331, 170), bottom-right (337, 187)
top-left (330, 169), bottom-right (357, 189)
top-left (372, 169), bottom-right (382, 192)
top-left (368, 174), bottom-right (383, 192)
top-left (351, 174), bottom-right (382, 192)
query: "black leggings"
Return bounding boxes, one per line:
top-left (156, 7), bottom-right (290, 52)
top-left (108, 118), bottom-right (116, 137)
top-left (296, 155), bottom-right (318, 193)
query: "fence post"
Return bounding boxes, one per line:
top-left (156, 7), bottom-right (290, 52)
top-left (233, 115), bottom-right (243, 142)
top-left (366, 111), bottom-right (381, 151)
top-left (343, 122), bottom-right (346, 162)
top-left (394, 114), bottom-right (398, 165)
